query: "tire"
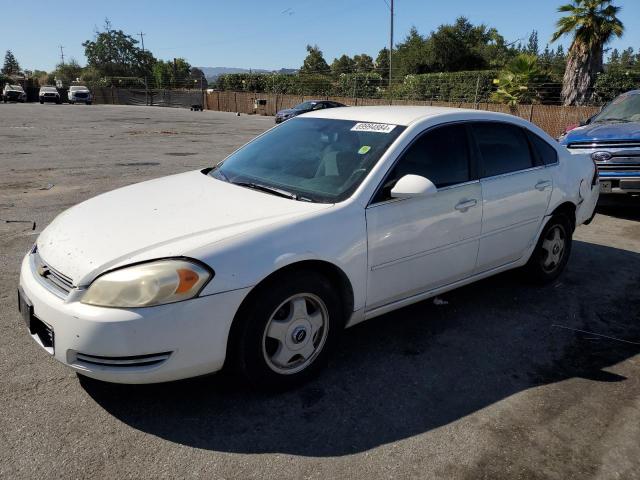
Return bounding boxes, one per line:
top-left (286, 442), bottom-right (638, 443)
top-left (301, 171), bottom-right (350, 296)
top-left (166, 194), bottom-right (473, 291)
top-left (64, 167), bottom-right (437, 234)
top-left (86, 101), bottom-right (92, 105)
top-left (69, 101), bottom-right (75, 105)
top-left (39, 100), bottom-right (44, 104)
top-left (230, 271), bottom-right (343, 390)
top-left (524, 214), bottom-right (573, 284)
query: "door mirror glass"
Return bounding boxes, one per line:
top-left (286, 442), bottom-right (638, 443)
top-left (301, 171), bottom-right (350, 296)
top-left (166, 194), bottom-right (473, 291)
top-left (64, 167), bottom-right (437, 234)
top-left (390, 174), bottom-right (437, 199)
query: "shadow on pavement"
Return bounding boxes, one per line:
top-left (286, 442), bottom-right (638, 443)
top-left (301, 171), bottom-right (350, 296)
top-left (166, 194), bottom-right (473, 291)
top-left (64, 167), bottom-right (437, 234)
top-left (81, 237), bottom-right (640, 457)
top-left (596, 194), bottom-right (640, 221)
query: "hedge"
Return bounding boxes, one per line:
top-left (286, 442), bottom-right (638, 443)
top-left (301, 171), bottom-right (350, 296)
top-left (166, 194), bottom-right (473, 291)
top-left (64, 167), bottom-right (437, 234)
top-left (214, 69), bottom-right (640, 104)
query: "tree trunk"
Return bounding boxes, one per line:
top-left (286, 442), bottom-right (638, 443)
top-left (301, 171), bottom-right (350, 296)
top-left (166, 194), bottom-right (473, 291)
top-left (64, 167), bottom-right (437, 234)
top-left (561, 41), bottom-right (603, 106)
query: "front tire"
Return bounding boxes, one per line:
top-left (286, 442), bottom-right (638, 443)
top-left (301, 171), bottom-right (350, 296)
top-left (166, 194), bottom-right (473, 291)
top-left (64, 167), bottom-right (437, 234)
top-left (524, 214), bottom-right (572, 284)
top-left (230, 271), bottom-right (343, 390)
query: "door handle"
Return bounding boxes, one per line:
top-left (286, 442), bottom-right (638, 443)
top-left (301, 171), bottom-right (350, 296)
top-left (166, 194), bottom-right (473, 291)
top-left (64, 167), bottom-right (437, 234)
top-left (535, 180), bottom-right (552, 191)
top-left (455, 199), bottom-right (477, 212)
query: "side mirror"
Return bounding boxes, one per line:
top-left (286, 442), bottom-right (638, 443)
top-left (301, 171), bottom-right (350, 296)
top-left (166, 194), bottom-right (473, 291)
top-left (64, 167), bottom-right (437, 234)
top-left (390, 174), bottom-right (438, 199)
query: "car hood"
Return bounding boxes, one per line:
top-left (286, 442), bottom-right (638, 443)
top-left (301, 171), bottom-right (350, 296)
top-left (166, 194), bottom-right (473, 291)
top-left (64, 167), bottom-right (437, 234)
top-left (37, 170), bottom-right (331, 285)
top-left (562, 121), bottom-right (640, 144)
top-left (276, 109), bottom-right (299, 116)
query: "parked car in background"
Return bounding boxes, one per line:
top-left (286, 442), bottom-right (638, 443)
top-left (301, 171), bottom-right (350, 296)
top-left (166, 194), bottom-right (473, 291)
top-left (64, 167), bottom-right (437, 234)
top-left (39, 86), bottom-right (61, 104)
top-left (560, 90), bottom-right (640, 196)
top-left (275, 100), bottom-right (346, 123)
top-left (2, 84), bottom-right (27, 103)
top-left (68, 85), bottom-right (92, 105)
top-left (18, 107), bottom-right (599, 389)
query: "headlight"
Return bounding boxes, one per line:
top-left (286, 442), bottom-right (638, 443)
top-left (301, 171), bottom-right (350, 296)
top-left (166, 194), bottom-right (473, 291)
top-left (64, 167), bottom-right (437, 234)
top-left (81, 259), bottom-right (212, 308)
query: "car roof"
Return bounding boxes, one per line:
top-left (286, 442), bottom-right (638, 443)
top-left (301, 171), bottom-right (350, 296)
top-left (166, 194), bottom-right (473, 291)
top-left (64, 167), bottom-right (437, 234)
top-left (302, 105), bottom-right (511, 126)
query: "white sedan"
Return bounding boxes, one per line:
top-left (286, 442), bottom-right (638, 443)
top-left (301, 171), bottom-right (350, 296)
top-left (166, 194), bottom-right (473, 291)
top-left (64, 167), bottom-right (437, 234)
top-left (18, 107), bottom-right (599, 389)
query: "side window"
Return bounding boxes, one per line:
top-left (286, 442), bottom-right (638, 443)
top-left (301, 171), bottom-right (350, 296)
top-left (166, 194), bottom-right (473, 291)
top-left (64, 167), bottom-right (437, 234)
top-left (311, 103), bottom-right (324, 110)
top-left (526, 130), bottom-right (559, 165)
top-left (374, 124), bottom-right (471, 202)
top-left (472, 123), bottom-right (535, 177)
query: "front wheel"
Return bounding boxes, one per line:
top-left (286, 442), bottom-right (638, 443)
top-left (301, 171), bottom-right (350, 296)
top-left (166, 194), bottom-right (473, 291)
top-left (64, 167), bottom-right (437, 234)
top-left (524, 214), bottom-right (572, 284)
top-left (230, 271), bottom-right (343, 390)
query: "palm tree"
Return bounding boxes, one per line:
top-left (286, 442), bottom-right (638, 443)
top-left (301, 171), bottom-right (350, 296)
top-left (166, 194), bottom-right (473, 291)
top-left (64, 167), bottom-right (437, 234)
top-left (552, 0), bottom-right (623, 105)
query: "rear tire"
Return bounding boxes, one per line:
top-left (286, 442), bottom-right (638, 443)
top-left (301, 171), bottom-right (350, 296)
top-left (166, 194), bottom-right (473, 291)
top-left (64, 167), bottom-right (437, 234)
top-left (524, 214), bottom-right (572, 284)
top-left (86, 101), bottom-right (92, 105)
top-left (230, 271), bottom-right (343, 390)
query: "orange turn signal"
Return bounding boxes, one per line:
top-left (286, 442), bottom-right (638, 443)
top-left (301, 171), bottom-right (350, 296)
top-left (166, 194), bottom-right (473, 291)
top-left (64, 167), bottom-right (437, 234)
top-left (176, 268), bottom-right (200, 293)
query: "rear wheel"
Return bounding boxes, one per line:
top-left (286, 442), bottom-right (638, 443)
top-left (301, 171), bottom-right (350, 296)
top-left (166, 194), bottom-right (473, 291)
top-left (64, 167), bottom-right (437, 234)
top-left (524, 214), bottom-right (572, 283)
top-left (230, 271), bottom-right (342, 390)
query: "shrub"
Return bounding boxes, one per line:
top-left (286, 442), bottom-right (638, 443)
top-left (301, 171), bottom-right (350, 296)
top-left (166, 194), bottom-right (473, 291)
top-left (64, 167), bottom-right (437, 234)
top-left (593, 69), bottom-right (640, 103)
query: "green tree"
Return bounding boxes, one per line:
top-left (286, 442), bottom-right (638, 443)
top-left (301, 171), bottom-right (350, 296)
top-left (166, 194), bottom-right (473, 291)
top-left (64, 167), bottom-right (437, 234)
top-left (82, 19), bottom-right (156, 78)
top-left (53, 59), bottom-right (83, 85)
top-left (527, 30), bottom-right (539, 55)
top-left (331, 54), bottom-right (355, 76)
top-left (152, 58), bottom-right (191, 88)
top-left (353, 53), bottom-right (374, 72)
top-left (2, 50), bottom-right (21, 75)
top-left (425, 17), bottom-right (496, 72)
top-left (491, 54), bottom-right (542, 107)
top-left (375, 47), bottom-right (390, 80)
top-left (552, 0), bottom-right (624, 105)
top-left (394, 27), bottom-right (430, 76)
top-left (299, 45), bottom-right (330, 75)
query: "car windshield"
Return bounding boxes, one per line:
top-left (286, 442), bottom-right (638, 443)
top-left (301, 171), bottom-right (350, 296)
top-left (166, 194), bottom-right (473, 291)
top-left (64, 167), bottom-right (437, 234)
top-left (9, 85), bottom-right (23, 91)
top-left (210, 117), bottom-right (405, 203)
top-left (70, 86), bottom-right (87, 91)
top-left (293, 101), bottom-right (317, 111)
top-left (41, 87), bottom-right (56, 92)
top-left (593, 92), bottom-right (640, 123)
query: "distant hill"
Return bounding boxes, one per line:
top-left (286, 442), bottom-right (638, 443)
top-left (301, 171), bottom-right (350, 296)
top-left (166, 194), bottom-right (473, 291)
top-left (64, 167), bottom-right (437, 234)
top-left (196, 67), bottom-right (297, 81)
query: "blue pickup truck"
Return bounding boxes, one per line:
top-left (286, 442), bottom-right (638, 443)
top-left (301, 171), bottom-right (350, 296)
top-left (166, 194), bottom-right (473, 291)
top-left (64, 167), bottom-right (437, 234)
top-left (560, 90), bottom-right (640, 195)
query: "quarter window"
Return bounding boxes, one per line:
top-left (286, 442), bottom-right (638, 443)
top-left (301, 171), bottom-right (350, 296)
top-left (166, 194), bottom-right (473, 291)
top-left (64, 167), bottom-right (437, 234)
top-left (472, 123), bottom-right (535, 177)
top-left (374, 124), bottom-right (471, 202)
top-left (527, 131), bottom-right (559, 165)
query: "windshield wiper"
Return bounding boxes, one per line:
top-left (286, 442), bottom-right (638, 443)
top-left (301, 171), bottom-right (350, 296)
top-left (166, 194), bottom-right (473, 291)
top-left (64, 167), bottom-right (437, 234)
top-left (232, 181), bottom-right (306, 201)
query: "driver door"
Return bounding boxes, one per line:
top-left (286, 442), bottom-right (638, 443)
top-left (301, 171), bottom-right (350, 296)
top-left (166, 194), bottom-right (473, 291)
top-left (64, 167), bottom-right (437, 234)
top-left (365, 123), bottom-right (482, 310)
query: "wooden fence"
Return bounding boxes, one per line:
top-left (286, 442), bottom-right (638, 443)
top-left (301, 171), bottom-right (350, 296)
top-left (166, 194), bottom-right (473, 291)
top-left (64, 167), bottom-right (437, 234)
top-left (205, 91), bottom-right (601, 139)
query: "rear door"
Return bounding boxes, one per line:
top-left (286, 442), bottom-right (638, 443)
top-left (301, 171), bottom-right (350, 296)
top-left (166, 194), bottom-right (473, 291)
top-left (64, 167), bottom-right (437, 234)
top-left (471, 122), bottom-right (553, 271)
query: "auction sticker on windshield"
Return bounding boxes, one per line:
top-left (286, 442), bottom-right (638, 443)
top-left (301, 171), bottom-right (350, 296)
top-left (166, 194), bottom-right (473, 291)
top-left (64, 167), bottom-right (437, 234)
top-left (351, 123), bottom-right (397, 133)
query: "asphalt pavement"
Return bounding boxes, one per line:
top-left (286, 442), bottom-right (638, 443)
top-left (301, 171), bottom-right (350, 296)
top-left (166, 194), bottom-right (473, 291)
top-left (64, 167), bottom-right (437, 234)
top-left (1, 104), bottom-right (639, 479)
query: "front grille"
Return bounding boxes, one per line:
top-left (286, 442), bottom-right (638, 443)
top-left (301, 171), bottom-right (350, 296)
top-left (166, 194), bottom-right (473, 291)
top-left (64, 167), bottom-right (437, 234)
top-left (73, 351), bottom-right (172, 368)
top-left (597, 163), bottom-right (640, 171)
top-left (74, 92), bottom-right (88, 98)
top-left (568, 140), bottom-right (640, 149)
top-left (43, 93), bottom-right (57, 97)
top-left (33, 251), bottom-right (74, 296)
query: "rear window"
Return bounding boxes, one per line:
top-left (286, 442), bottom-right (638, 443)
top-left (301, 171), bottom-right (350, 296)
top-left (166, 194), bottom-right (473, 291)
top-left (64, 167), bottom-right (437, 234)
top-left (472, 123), bottom-right (534, 177)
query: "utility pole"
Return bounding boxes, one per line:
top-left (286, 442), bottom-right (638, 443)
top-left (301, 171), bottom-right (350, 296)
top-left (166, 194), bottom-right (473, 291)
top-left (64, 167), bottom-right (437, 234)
top-left (138, 32), bottom-right (148, 104)
top-left (59, 45), bottom-right (65, 65)
top-left (138, 32), bottom-right (146, 52)
top-left (389, 0), bottom-right (394, 96)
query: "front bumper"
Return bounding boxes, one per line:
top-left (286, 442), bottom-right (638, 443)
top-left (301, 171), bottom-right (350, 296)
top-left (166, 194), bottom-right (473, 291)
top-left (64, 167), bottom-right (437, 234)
top-left (598, 172), bottom-right (640, 194)
top-left (18, 253), bottom-right (250, 384)
top-left (40, 96), bottom-right (60, 103)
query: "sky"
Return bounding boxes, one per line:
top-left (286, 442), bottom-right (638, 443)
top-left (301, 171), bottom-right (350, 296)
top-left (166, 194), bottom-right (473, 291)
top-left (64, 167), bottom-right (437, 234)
top-left (1, 0), bottom-right (639, 72)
